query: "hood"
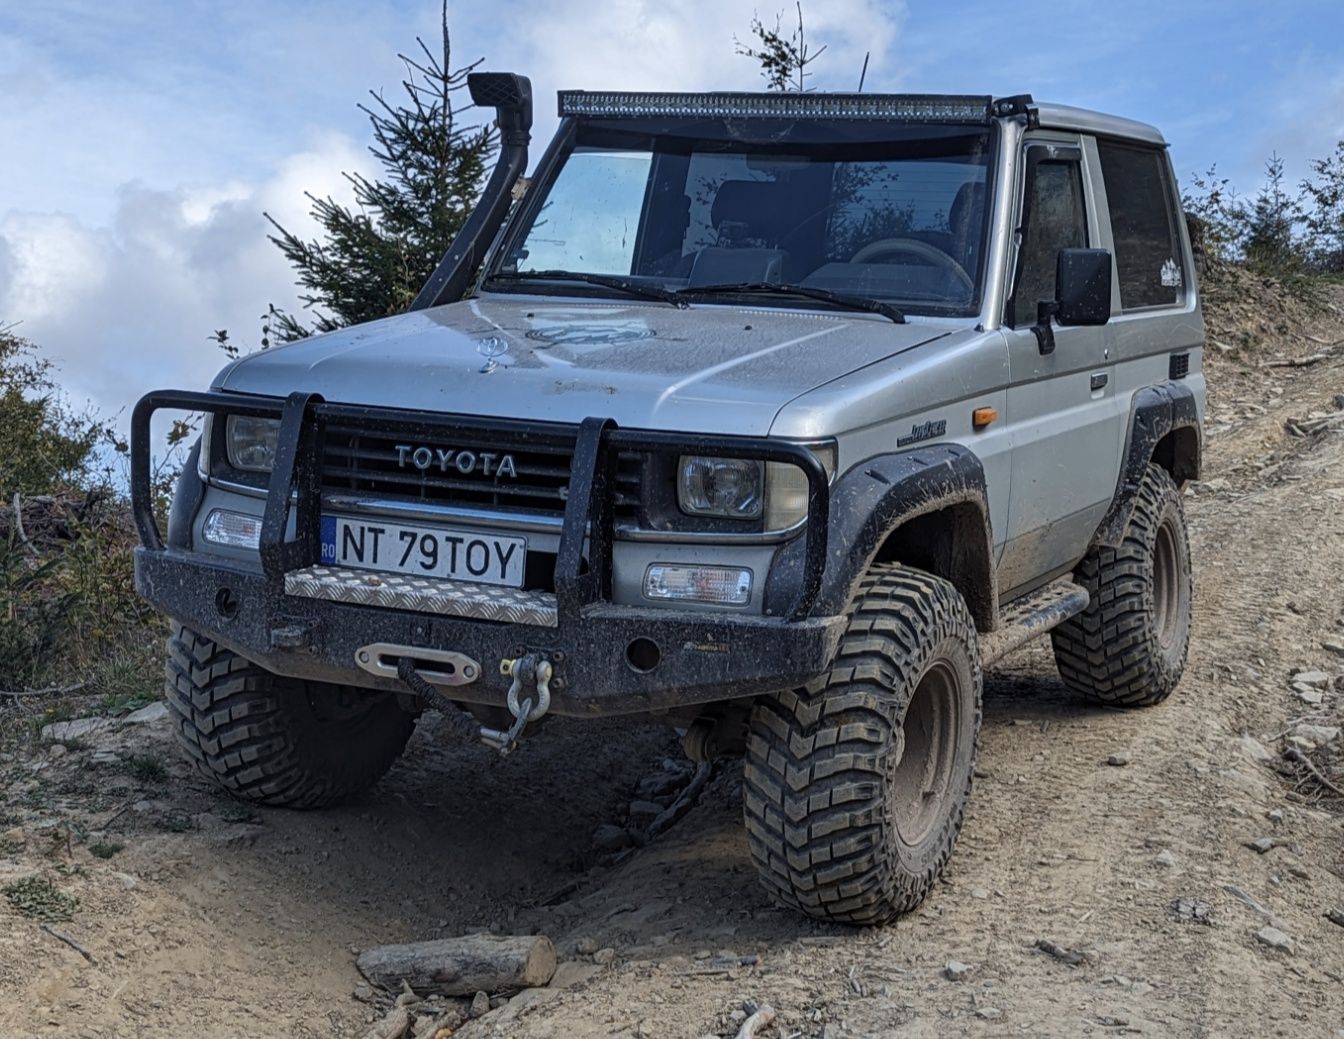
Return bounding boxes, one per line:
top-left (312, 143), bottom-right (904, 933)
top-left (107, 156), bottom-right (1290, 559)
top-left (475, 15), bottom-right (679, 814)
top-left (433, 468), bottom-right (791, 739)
top-left (217, 294), bottom-right (951, 436)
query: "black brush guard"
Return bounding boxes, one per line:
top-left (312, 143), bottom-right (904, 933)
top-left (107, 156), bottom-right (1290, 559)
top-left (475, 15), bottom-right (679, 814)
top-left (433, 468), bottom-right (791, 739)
top-left (129, 390), bottom-right (842, 716)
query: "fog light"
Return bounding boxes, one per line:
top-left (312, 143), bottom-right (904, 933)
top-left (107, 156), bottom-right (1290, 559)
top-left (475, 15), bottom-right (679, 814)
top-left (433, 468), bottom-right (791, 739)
top-left (202, 509), bottom-right (262, 549)
top-left (643, 564), bottom-right (752, 606)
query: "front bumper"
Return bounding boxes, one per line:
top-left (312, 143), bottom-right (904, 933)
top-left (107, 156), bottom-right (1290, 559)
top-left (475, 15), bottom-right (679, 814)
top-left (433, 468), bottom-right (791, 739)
top-left (130, 389), bottom-right (841, 716)
top-left (136, 547), bottom-right (843, 715)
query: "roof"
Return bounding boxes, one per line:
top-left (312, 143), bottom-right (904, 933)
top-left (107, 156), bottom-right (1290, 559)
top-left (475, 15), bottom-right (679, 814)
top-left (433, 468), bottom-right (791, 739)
top-left (1033, 103), bottom-right (1166, 146)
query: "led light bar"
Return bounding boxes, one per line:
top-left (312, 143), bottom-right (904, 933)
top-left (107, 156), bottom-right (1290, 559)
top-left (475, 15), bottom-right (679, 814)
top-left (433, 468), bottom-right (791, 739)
top-left (558, 91), bottom-right (995, 123)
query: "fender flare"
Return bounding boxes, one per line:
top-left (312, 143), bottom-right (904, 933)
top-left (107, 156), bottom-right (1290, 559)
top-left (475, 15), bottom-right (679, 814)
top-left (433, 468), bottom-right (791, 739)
top-left (764, 444), bottom-right (998, 631)
top-left (1092, 381), bottom-right (1201, 548)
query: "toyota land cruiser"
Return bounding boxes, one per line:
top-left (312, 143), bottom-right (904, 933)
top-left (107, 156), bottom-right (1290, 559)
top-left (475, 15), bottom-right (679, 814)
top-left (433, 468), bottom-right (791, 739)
top-left (131, 76), bottom-right (1203, 924)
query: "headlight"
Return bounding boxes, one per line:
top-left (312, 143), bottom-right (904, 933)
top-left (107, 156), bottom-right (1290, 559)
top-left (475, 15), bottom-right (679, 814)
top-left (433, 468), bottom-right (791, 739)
top-left (225, 415), bottom-right (281, 473)
top-left (678, 457), bottom-right (763, 519)
top-left (678, 446), bottom-right (836, 530)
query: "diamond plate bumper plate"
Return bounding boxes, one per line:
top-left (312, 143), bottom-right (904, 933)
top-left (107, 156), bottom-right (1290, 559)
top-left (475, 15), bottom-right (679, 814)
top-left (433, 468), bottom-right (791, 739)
top-left (284, 565), bottom-right (559, 627)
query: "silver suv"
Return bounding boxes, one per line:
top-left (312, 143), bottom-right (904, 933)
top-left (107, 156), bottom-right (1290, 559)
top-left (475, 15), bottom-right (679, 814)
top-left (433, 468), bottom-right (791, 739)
top-left (131, 76), bottom-right (1203, 924)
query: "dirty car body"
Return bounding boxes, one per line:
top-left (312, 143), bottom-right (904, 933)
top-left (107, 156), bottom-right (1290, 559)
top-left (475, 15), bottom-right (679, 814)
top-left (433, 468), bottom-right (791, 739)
top-left (132, 76), bottom-right (1205, 923)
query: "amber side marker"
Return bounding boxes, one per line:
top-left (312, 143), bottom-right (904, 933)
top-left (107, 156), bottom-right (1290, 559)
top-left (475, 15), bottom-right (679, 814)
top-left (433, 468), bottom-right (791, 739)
top-left (972, 406), bottom-right (998, 430)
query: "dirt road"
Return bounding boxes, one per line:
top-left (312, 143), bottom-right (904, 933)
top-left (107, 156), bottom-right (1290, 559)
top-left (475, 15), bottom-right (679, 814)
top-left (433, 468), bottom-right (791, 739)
top-left (2, 305), bottom-right (1342, 1038)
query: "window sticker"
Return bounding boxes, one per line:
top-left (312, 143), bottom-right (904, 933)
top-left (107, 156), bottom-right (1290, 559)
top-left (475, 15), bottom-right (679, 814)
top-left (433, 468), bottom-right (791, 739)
top-left (1160, 258), bottom-right (1183, 288)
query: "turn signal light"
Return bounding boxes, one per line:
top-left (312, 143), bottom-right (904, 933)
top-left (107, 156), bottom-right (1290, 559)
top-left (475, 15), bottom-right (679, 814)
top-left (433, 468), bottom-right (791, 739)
top-left (972, 407), bottom-right (998, 430)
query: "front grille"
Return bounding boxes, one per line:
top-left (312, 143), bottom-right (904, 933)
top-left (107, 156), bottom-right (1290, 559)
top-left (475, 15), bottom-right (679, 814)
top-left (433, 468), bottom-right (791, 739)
top-left (319, 422), bottom-right (642, 519)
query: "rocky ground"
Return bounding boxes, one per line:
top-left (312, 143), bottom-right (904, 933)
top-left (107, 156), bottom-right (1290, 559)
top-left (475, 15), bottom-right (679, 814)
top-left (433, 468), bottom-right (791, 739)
top-left (2, 279), bottom-right (1343, 1038)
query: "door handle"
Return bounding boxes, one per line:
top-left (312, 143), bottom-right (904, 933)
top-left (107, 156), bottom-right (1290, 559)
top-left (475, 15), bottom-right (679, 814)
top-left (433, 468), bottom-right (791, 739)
top-left (1090, 372), bottom-right (1109, 392)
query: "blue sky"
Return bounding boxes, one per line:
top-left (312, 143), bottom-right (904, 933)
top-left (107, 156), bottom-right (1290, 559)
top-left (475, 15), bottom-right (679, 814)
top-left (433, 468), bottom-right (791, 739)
top-left (1, 0), bottom-right (1341, 419)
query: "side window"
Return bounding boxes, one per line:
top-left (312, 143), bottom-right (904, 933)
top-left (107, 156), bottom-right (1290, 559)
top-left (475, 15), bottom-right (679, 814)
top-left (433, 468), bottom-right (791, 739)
top-left (1096, 141), bottom-right (1183, 309)
top-left (1010, 153), bottom-right (1087, 327)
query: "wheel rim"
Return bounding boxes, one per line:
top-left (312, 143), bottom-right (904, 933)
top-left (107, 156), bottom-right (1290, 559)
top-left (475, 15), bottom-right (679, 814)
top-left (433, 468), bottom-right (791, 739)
top-left (1152, 519), bottom-right (1183, 651)
top-left (892, 658), bottom-right (960, 847)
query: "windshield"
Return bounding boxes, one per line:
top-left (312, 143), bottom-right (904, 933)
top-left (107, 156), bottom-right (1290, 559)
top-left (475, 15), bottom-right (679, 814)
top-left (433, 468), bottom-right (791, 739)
top-left (492, 120), bottom-right (993, 316)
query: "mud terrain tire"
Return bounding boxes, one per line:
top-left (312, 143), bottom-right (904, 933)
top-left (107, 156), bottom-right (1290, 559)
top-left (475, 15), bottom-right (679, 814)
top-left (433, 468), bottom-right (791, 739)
top-left (1051, 463), bottom-right (1193, 707)
top-left (165, 625), bottom-right (415, 807)
top-left (743, 564), bottom-right (982, 925)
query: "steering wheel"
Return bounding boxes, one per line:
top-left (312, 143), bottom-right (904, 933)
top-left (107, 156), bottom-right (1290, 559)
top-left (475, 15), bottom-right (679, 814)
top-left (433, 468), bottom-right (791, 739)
top-left (850, 237), bottom-right (974, 296)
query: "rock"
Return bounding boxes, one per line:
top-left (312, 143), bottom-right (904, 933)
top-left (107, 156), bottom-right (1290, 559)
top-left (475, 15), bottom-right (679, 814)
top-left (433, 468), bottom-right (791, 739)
top-left (1322, 638), bottom-right (1344, 658)
top-left (1293, 723), bottom-right (1340, 745)
top-left (975, 1007), bottom-right (1003, 1020)
top-left (549, 961), bottom-right (602, 988)
top-left (1296, 688), bottom-right (1325, 705)
top-left (592, 947), bottom-right (616, 966)
top-left (1169, 897), bottom-right (1212, 924)
top-left (1255, 926), bottom-right (1293, 952)
top-left (40, 718), bottom-right (112, 742)
top-left (47, 743), bottom-right (67, 759)
top-left (353, 985), bottom-right (374, 1002)
top-left (1286, 735), bottom-right (1318, 754)
top-left (1291, 670), bottom-right (1331, 688)
top-left (361, 1006), bottom-right (411, 1039)
top-left (636, 771), bottom-right (686, 800)
top-left (1245, 836), bottom-right (1279, 854)
top-left (1267, 808), bottom-right (1284, 823)
top-left (1237, 735), bottom-right (1274, 765)
top-left (1154, 849), bottom-right (1177, 867)
top-left (1326, 908), bottom-right (1344, 929)
top-left (1, 827), bottom-right (25, 847)
top-left (1106, 753), bottom-right (1131, 767)
top-left (90, 750), bottom-right (119, 765)
top-left (122, 702), bottom-right (169, 725)
top-left (626, 799), bottom-right (665, 823)
top-left (591, 824), bottom-right (632, 853)
top-left (944, 960), bottom-right (972, 981)
top-left (575, 935), bottom-right (600, 956)
top-left (470, 991), bottom-right (490, 1018)
top-left (970, 886), bottom-right (990, 900)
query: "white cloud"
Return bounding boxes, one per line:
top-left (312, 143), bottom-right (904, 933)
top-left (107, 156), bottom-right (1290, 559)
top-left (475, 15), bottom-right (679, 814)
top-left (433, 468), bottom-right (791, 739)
top-left (0, 132), bottom-right (373, 423)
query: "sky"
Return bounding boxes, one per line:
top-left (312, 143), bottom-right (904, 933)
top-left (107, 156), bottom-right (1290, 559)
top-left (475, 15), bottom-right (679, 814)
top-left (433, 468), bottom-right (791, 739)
top-left (2, 0), bottom-right (1343, 425)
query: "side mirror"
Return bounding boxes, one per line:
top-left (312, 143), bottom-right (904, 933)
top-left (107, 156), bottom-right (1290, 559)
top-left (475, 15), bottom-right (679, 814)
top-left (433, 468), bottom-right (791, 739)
top-left (1032, 248), bottom-right (1112, 355)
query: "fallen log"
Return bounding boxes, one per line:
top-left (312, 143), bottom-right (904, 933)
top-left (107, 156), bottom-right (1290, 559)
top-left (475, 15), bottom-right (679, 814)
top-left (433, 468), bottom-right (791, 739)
top-left (356, 933), bottom-right (556, 997)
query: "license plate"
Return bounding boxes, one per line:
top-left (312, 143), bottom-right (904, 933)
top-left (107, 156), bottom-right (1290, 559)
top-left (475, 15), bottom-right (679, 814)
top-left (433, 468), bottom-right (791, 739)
top-left (320, 516), bottom-right (527, 588)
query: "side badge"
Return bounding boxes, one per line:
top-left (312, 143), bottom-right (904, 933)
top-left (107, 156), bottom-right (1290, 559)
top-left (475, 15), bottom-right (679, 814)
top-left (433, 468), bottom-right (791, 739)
top-left (897, 419), bottom-right (947, 447)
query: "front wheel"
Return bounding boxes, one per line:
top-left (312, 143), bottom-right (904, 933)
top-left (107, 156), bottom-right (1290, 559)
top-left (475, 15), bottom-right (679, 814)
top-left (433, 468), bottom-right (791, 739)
top-left (743, 564), bottom-right (982, 925)
top-left (1051, 463), bottom-right (1193, 707)
top-left (165, 625), bottom-right (416, 808)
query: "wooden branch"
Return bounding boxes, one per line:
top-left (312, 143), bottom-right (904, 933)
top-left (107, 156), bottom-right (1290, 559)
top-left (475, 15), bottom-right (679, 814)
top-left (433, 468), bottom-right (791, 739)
top-left (1284, 746), bottom-right (1344, 797)
top-left (11, 493), bottom-right (37, 557)
top-left (39, 923), bottom-right (96, 964)
top-left (1, 682), bottom-right (87, 700)
top-left (733, 1004), bottom-right (776, 1039)
top-left (356, 933), bottom-right (556, 997)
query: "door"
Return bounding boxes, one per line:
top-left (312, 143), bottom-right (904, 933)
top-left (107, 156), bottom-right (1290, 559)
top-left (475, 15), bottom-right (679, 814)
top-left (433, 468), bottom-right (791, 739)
top-left (997, 136), bottom-right (1118, 596)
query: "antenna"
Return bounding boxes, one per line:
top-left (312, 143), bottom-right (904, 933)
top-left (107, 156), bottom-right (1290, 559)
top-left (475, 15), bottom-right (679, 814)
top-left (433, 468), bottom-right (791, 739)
top-left (858, 52), bottom-right (870, 92)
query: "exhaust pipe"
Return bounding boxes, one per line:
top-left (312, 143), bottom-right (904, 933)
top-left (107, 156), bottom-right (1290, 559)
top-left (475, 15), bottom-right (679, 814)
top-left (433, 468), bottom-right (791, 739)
top-left (410, 71), bottom-right (533, 311)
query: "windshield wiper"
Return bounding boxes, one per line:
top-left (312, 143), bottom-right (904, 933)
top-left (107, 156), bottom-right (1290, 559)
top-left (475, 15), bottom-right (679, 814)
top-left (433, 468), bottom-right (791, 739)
top-left (485, 269), bottom-right (688, 308)
top-left (678, 282), bottom-right (906, 324)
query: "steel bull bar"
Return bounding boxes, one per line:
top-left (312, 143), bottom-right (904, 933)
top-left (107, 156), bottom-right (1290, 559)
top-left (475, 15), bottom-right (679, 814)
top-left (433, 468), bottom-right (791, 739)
top-left (130, 390), bottom-right (839, 742)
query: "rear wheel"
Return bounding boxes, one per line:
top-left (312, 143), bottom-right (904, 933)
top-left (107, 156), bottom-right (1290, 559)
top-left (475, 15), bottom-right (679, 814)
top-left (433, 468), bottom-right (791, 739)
top-left (165, 624), bottom-right (415, 808)
top-left (743, 564), bottom-right (981, 925)
top-left (1051, 463), bottom-right (1193, 707)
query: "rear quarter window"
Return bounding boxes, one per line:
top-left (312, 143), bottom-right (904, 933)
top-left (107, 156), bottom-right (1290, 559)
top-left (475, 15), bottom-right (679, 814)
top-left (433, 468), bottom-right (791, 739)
top-left (1096, 141), bottom-right (1184, 310)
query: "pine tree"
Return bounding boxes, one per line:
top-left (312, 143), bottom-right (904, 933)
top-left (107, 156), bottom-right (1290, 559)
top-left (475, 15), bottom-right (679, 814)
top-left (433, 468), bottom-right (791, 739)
top-left (1303, 141), bottom-right (1344, 272)
top-left (1243, 153), bottom-right (1306, 275)
top-left (265, 3), bottom-right (496, 340)
top-left (735, 3), bottom-right (827, 92)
